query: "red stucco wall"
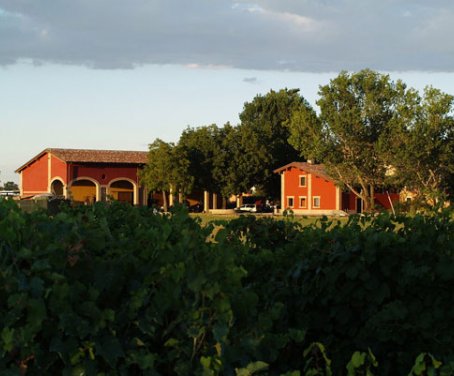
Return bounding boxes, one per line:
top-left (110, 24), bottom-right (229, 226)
top-left (22, 153), bottom-right (49, 193)
top-left (375, 193), bottom-right (399, 209)
top-left (69, 163), bottom-right (141, 185)
top-left (50, 155), bottom-right (67, 183)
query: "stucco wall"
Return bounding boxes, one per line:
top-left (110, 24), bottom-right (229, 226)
top-left (22, 154), bottom-right (49, 194)
top-left (311, 175), bottom-right (337, 210)
top-left (283, 166), bottom-right (338, 211)
top-left (69, 164), bottom-right (140, 185)
top-left (50, 154), bottom-right (67, 183)
top-left (283, 167), bottom-right (309, 209)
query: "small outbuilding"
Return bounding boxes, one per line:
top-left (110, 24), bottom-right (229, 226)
top-left (15, 148), bottom-right (149, 205)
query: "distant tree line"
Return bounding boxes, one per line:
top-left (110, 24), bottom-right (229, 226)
top-left (0, 180), bottom-right (19, 191)
top-left (141, 69), bottom-right (454, 212)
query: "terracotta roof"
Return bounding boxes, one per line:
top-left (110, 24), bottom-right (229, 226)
top-left (16, 148), bottom-right (148, 172)
top-left (273, 162), bottom-right (334, 182)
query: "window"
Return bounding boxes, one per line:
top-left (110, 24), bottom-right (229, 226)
top-left (299, 196), bottom-right (307, 208)
top-left (313, 196), bottom-right (321, 208)
top-left (287, 196), bottom-right (294, 208)
top-left (299, 175), bottom-right (307, 187)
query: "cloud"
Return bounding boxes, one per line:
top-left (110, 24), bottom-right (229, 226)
top-left (243, 77), bottom-right (258, 83)
top-left (0, 0), bottom-right (453, 72)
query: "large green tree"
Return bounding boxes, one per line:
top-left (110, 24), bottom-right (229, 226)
top-left (211, 123), bottom-right (250, 198)
top-left (177, 124), bottom-right (222, 194)
top-left (237, 88), bottom-right (312, 198)
top-left (289, 69), bottom-right (406, 212)
top-left (140, 139), bottom-right (193, 211)
top-left (387, 86), bottom-right (454, 204)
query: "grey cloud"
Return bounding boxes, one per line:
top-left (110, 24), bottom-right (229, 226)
top-left (0, 0), bottom-right (453, 71)
top-left (243, 77), bottom-right (258, 83)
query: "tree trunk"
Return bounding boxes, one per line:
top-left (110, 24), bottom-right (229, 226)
top-left (369, 184), bottom-right (375, 212)
top-left (162, 191), bottom-right (168, 212)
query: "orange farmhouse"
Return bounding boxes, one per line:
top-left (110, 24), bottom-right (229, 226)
top-left (274, 162), bottom-right (399, 215)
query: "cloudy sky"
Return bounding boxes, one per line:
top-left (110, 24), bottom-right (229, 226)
top-left (1, 0), bottom-right (454, 183)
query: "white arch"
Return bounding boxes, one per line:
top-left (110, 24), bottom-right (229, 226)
top-left (50, 176), bottom-right (67, 198)
top-left (107, 177), bottom-right (139, 205)
top-left (68, 176), bottom-right (101, 202)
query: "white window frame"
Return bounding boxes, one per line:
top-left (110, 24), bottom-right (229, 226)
top-left (299, 175), bottom-right (307, 187)
top-left (287, 196), bottom-right (294, 208)
top-left (299, 196), bottom-right (307, 208)
top-left (313, 196), bottom-right (321, 208)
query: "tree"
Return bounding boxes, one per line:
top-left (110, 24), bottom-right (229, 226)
top-left (237, 88), bottom-right (311, 199)
top-left (387, 86), bottom-right (454, 204)
top-left (212, 123), bottom-right (250, 198)
top-left (177, 125), bottom-right (222, 193)
top-left (1, 181), bottom-right (19, 191)
top-left (140, 139), bottom-right (193, 211)
top-left (289, 69), bottom-right (406, 212)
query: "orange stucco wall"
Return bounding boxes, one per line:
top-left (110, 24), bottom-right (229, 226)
top-left (283, 166), bottom-right (338, 210)
top-left (22, 154), bottom-right (49, 193)
top-left (50, 155), bottom-right (68, 183)
top-left (311, 175), bottom-right (337, 210)
top-left (283, 167), bottom-right (308, 208)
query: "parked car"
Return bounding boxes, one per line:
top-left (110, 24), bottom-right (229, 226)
top-left (235, 204), bottom-right (258, 213)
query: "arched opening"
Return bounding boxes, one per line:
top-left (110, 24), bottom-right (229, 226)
top-left (51, 179), bottom-right (64, 196)
top-left (109, 179), bottom-right (134, 205)
top-left (70, 179), bottom-right (97, 204)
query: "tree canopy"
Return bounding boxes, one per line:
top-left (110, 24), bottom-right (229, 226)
top-left (177, 124), bottom-right (223, 194)
top-left (289, 69), bottom-right (407, 211)
top-left (386, 86), bottom-right (454, 203)
top-left (236, 88), bottom-right (312, 198)
top-left (140, 138), bottom-right (192, 211)
top-left (0, 181), bottom-right (19, 191)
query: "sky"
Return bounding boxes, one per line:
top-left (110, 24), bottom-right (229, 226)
top-left (1, 0), bottom-right (454, 184)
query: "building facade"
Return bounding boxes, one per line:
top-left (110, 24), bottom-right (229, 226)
top-left (274, 162), bottom-right (399, 215)
top-left (16, 148), bottom-right (149, 205)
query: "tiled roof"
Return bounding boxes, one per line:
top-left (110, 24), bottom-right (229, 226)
top-left (16, 148), bottom-right (148, 172)
top-left (273, 162), bottom-right (334, 182)
top-left (49, 148), bottom-right (148, 164)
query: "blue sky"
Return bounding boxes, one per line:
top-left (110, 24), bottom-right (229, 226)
top-left (1, 0), bottom-right (454, 183)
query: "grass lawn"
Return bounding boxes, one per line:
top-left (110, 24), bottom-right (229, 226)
top-left (189, 212), bottom-right (349, 227)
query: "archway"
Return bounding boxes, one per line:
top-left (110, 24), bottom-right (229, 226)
top-left (50, 179), bottom-right (65, 197)
top-left (108, 179), bottom-right (135, 205)
top-left (69, 178), bottom-right (98, 204)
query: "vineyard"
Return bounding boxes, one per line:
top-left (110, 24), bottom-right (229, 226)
top-left (0, 199), bottom-right (453, 375)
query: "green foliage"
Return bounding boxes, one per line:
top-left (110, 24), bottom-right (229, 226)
top-left (387, 86), bottom-right (454, 204)
top-left (289, 69), bottom-right (406, 212)
top-left (0, 181), bottom-right (19, 191)
top-left (0, 199), bottom-right (454, 375)
top-left (140, 138), bottom-right (193, 210)
top-left (177, 124), bottom-right (224, 193)
top-left (346, 349), bottom-right (378, 376)
top-left (236, 88), bottom-right (312, 198)
top-left (408, 353), bottom-right (442, 376)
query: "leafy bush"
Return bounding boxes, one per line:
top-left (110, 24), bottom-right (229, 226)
top-left (0, 199), bottom-right (453, 375)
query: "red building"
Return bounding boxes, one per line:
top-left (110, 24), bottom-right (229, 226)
top-left (274, 162), bottom-right (399, 215)
top-left (15, 148), bottom-right (148, 205)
